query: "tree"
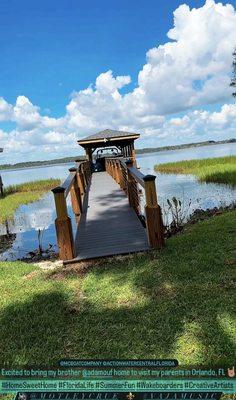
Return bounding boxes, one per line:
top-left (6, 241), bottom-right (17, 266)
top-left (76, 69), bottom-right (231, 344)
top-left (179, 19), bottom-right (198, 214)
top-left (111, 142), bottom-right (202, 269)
top-left (230, 48), bottom-right (236, 97)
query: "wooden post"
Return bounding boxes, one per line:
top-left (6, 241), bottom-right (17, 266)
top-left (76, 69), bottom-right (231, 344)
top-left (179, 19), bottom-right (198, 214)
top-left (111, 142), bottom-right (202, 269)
top-left (85, 148), bottom-right (92, 162)
top-left (131, 148), bottom-right (137, 166)
top-left (143, 175), bottom-right (164, 249)
top-left (0, 175), bottom-right (3, 197)
top-left (69, 168), bottom-right (82, 223)
top-left (52, 186), bottom-right (75, 260)
top-left (75, 160), bottom-right (87, 194)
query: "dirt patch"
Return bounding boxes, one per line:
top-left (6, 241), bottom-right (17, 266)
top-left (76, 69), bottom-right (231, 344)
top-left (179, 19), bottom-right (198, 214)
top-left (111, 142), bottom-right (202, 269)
top-left (34, 259), bottom-right (63, 270)
top-left (46, 260), bottom-right (100, 280)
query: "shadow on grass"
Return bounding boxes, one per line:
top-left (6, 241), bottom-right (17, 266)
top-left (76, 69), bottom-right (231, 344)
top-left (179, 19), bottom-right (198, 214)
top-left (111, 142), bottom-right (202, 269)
top-left (66, 265), bottom-right (235, 364)
top-left (0, 290), bottom-right (71, 365)
top-left (0, 213), bottom-right (235, 365)
top-left (0, 274), bottom-right (234, 365)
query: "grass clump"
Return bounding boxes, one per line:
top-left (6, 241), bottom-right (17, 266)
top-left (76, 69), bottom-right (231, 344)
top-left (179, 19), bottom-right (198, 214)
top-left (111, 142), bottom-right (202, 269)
top-left (0, 179), bottom-right (60, 223)
top-left (0, 210), bottom-right (235, 366)
top-left (155, 156), bottom-right (236, 186)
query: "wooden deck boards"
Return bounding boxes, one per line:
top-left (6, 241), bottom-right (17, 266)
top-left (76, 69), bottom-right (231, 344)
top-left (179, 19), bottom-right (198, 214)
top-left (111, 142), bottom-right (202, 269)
top-left (73, 172), bottom-right (149, 261)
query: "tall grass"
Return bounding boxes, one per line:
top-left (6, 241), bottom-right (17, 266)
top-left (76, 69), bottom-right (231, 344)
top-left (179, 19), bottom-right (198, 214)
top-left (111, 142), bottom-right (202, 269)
top-left (0, 179), bottom-right (60, 223)
top-left (4, 179), bottom-right (60, 195)
top-left (155, 156), bottom-right (236, 186)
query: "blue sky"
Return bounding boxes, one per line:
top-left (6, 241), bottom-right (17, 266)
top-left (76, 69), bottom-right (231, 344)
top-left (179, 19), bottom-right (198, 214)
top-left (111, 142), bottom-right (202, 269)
top-left (0, 0), bottom-right (235, 162)
top-left (0, 0), bottom-right (228, 116)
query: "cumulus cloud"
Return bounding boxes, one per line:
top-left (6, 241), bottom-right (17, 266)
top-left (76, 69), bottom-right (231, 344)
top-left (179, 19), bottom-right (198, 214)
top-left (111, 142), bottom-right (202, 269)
top-left (0, 0), bottom-right (236, 162)
top-left (13, 96), bottom-right (41, 129)
top-left (135, 0), bottom-right (236, 114)
top-left (0, 97), bottom-right (13, 121)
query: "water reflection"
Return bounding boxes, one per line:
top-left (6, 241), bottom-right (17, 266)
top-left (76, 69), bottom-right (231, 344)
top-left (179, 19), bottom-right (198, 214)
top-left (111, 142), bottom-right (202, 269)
top-left (0, 192), bottom-right (76, 261)
top-left (0, 143), bottom-right (235, 260)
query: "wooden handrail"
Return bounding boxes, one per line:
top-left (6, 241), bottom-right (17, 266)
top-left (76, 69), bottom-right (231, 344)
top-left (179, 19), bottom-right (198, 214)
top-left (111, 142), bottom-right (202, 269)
top-left (52, 160), bottom-right (92, 260)
top-left (128, 166), bottom-right (145, 188)
top-left (105, 157), bottom-right (164, 249)
top-left (61, 171), bottom-right (77, 198)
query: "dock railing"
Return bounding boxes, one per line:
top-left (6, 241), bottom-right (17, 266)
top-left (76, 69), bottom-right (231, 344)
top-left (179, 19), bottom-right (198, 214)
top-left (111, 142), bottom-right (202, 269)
top-left (106, 158), bottom-right (165, 249)
top-left (52, 160), bottom-right (91, 260)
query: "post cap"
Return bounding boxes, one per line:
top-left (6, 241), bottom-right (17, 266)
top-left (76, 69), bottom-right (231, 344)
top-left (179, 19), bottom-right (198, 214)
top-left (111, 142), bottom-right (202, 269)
top-left (143, 174), bottom-right (156, 182)
top-left (69, 167), bottom-right (77, 172)
top-left (51, 186), bottom-right (65, 194)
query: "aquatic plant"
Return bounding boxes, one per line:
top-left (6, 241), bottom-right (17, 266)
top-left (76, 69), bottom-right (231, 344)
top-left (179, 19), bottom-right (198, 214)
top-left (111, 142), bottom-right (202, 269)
top-left (0, 179), bottom-right (60, 223)
top-left (155, 156), bottom-right (236, 186)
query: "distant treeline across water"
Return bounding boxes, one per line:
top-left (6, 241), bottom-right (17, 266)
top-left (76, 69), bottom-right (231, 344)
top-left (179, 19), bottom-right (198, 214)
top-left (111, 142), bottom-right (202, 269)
top-left (0, 138), bottom-right (235, 171)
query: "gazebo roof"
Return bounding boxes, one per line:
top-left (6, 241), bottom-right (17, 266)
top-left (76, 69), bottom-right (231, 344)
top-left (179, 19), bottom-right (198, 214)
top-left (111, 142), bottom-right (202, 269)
top-left (78, 129), bottom-right (140, 147)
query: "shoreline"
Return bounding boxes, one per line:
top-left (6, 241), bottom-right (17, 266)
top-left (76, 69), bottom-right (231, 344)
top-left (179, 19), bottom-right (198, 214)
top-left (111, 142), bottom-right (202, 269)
top-left (0, 138), bottom-right (235, 172)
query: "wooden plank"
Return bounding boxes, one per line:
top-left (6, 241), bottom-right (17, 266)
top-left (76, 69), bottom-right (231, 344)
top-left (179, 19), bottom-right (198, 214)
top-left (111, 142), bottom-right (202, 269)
top-left (72, 172), bottom-right (149, 262)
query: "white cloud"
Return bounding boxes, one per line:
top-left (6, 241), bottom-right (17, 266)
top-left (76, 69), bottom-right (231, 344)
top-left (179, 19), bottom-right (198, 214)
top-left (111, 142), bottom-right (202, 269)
top-left (209, 103), bottom-right (236, 125)
top-left (0, 97), bottom-right (13, 121)
top-left (0, 0), bottom-right (236, 162)
top-left (136, 0), bottom-right (236, 114)
top-left (13, 96), bottom-right (41, 129)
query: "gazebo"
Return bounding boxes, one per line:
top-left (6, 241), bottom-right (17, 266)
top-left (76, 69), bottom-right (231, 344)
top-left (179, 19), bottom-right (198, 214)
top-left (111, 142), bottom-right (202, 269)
top-left (78, 129), bottom-right (140, 166)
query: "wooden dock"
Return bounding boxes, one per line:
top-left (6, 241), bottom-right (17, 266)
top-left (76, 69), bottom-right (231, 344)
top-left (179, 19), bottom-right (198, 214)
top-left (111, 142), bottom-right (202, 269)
top-left (52, 157), bottom-right (164, 264)
top-left (74, 172), bottom-right (149, 261)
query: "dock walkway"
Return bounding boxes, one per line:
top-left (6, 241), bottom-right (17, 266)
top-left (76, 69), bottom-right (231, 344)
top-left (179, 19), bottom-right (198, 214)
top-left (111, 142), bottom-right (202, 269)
top-left (74, 172), bottom-right (149, 261)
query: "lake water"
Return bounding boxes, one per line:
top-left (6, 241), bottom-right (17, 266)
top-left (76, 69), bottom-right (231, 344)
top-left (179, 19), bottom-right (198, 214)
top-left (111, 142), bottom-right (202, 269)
top-left (0, 142), bottom-right (235, 260)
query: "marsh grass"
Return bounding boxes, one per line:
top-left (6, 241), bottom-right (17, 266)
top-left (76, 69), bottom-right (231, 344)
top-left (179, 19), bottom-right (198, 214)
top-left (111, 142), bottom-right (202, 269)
top-left (155, 156), bottom-right (236, 186)
top-left (0, 211), bottom-right (235, 365)
top-left (0, 179), bottom-right (60, 223)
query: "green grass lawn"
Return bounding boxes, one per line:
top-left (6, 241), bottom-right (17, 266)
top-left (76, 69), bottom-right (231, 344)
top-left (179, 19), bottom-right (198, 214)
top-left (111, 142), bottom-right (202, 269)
top-left (0, 210), bottom-right (235, 366)
top-left (0, 179), bottom-right (60, 223)
top-left (155, 156), bottom-right (236, 186)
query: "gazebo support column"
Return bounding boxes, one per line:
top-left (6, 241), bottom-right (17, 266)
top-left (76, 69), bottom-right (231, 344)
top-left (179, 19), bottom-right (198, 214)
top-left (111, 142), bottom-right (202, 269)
top-left (85, 148), bottom-right (93, 162)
